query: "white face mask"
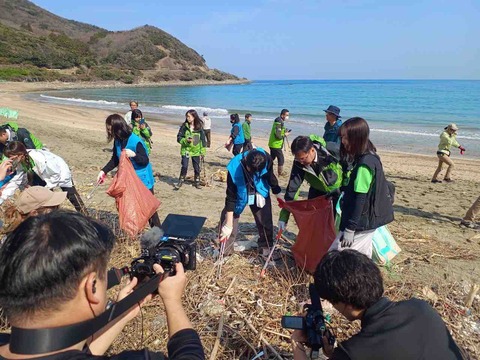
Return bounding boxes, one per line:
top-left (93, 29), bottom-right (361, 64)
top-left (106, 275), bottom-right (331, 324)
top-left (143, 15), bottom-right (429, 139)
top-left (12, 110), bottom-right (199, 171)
top-left (285, 116), bottom-right (290, 120)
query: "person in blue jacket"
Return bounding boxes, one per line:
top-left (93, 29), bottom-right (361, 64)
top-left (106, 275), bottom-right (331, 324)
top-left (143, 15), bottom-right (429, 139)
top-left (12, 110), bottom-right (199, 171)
top-left (97, 114), bottom-right (161, 228)
top-left (225, 114), bottom-right (245, 156)
top-left (218, 148), bottom-right (281, 256)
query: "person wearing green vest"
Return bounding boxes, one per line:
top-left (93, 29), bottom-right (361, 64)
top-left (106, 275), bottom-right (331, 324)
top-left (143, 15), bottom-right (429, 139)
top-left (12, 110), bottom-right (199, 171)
top-left (242, 113), bottom-right (253, 152)
top-left (175, 109), bottom-right (206, 189)
top-left (0, 121), bottom-right (43, 155)
top-left (268, 109), bottom-right (291, 176)
top-left (278, 135), bottom-right (343, 232)
top-left (131, 109), bottom-right (153, 154)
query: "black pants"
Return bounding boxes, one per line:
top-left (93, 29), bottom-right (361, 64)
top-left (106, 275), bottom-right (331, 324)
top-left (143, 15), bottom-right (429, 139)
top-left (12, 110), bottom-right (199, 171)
top-left (61, 186), bottom-right (87, 214)
top-left (269, 147), bottom-right (285, 166)
top-left (149, 187), bottom-right (162, 228)
top-left (219, 195), bottom-right (274, 255)
top-left (232, 143), bottom-right (243, 156)
top-left (180, 155), bottom-right (200, 177)
top-left (243, 139), bottom-right (253, 152)
top-left (204, 129), bottom-right (211, 148)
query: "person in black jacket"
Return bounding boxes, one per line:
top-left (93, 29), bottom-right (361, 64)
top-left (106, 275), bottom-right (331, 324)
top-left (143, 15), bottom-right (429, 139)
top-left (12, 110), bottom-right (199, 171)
top-left (0, 211), bottom-right (205, 360)
top-left (291, 250), bottom-right (466, 360)
top-left (330, 117), bottom-right (394, 258)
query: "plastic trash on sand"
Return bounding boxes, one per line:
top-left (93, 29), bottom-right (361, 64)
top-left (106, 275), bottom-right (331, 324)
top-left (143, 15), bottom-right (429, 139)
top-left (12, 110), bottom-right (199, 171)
top-left (107, 151), bottom-right (160, 237)
top-left (278, 196), bottom-right (336, 274)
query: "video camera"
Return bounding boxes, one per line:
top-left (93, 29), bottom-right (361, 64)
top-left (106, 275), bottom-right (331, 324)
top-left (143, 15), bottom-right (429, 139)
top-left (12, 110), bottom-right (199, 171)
top-left (282, 284), bottom-right (335, 359)
top-left (8, 214), bottom-right (206, 356)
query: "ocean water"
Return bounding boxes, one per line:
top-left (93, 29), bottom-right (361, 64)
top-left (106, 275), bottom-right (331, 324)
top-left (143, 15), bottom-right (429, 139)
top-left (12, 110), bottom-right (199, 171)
top-left (34, 80), bottom-right (480, 157)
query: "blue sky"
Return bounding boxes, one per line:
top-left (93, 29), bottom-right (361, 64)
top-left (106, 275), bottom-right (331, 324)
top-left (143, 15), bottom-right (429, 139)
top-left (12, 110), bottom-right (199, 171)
top-left (33, 0), bottom-right (480, 80)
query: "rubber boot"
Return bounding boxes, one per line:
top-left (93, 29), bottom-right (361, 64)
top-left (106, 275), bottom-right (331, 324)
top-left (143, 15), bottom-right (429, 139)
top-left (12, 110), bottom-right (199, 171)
top-left (174, 175), bottom-right (185, 190)
top-left (194, 175), bottom-right (202, 189)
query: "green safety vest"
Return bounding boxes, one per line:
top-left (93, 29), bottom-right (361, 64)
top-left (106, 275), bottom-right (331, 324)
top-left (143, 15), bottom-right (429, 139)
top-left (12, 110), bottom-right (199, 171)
top-left (268, 119), bottom-right (285, 149)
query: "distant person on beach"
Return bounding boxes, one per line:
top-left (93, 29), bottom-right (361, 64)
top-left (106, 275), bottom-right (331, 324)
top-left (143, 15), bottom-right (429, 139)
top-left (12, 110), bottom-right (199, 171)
top-left (131, 109), bottom-right (153, 154)
top-left (98, 114), bottom-right (161, 227)
top-left (329, 117), bottom-right (394, 258)
top-left (323, 105), bottom-right (342, 156)
top-left (0, 122), bottom-right (43, 154)
top-left (431, 123), bottom-right (465, 183)
top-left (202, 111), bottom-right (211, 148)
top-left (124, 100), bottom-right (138, 126)
top-left (225, 114), bottom-right (245, 156)
top-left (268, 109), bottom-right (291, 176)
top-left (2, 141), bottom-right (86, 214)
top-left (218, 148), bottom-right (281, 257)
top-left (461, 195), bottom-right (480, 230)
top-left (278, 135), bottom-right (343, 232)
top-left (242, 113), bottom-right (253, 152)
top-left (291, 250), bottom-right (466, 360)
top-left (175, 110), bottom-right (206, 189)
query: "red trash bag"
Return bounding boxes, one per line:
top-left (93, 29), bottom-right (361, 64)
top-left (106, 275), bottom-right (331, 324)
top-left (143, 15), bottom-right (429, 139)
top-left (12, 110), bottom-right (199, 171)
top-left (278, 196), bottom-right (336, 274)
top-left (107, 151), bottom-right (161, 237)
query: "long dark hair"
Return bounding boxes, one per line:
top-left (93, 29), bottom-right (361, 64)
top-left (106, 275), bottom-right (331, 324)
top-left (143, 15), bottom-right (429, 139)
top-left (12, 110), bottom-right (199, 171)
top-left (106, 114), bottom-right (132, 142)
top-left (4, 141), bottom-right (33, 170)
top-left (185, 109), bottom-right (203, 131)
top-left (230, 114), bottom-right (240, 124)
top-left (339, 117), bottom-right (376, 161)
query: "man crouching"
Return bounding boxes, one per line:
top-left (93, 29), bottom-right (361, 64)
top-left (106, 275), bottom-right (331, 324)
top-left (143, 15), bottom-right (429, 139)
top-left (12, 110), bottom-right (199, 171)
top-left (0, 210), bottom-right (205, 360)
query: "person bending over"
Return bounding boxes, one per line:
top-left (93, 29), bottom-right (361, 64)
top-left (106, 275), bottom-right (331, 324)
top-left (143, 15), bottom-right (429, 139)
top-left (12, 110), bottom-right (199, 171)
top-left (0, 210), bottom-right (205, 360)
top-left (0, 122), bottom-right (44, 154)
top-left (292, 250), bottom-right (466, 360)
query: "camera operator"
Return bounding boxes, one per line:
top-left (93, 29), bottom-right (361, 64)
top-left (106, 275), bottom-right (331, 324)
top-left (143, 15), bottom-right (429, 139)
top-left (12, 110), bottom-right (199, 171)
top-left (0, 210), bottom-right (205, 360)
top-left (291, 250), bottom-right (466, 360)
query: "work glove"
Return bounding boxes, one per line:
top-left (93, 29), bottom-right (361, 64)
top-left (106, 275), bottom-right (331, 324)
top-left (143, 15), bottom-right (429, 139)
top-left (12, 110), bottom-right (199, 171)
top-left (459, 146), bottom-right (466, 155)
top-left (97, 171), bottom-right (106, 184)
top-left (219, 224), bottom-right (233, 243)
top-left (340, 229), bottom-right (355, 248)
top-left (278, 220), bottom-right (287, 232)
top-left (125, 149), bottom-right (136, 158)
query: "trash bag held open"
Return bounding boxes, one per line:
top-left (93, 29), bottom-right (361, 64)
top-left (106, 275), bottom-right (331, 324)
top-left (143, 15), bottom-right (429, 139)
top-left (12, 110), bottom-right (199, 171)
top-left (278, 196), bottom-right (336, 274)
top-left (107, 151), bottom-right (161, 237)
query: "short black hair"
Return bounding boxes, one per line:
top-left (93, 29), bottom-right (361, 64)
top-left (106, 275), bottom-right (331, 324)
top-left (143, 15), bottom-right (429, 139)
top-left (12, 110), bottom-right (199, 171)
top-left (291, 136), bottom-right (313, 155)
top-left (0, 126), bottom-right (8, 134)
top-left (0, 210), bottom-right (115, 322)
top-left (131, 109), bottom-right (143, 119)
top-left (245, 150), bottom-right (267, 173)
top-left (245, 113), bottom-right (252, 120)
top-left (230, 113), bottom-right (240, 123)
top-left (314, 250), bottom-right (384, 309)
top-left (281, 109), bottom-right (289, 116)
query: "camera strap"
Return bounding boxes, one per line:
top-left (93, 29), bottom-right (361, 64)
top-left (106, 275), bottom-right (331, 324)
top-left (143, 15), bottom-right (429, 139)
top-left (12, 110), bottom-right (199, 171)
top-left (8, 273), bottom-right (162, 355)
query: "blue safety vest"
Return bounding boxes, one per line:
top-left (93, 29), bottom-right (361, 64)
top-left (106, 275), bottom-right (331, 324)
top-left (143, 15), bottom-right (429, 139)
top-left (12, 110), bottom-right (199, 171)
top-left (232, 123), bottom-right (245, 145)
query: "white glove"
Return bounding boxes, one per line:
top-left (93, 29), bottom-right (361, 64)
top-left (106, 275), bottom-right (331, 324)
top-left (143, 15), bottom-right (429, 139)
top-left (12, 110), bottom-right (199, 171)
top-left (97, 171), bottom-right (106, 184)
top-left (125, 149), bottom-right (136, 158)
top-left (278, 220), bottom-right (287, 232)
top-left (340, 229), bottom-right (355, 247)
top-left (219, 224), bottom-right (233, 243)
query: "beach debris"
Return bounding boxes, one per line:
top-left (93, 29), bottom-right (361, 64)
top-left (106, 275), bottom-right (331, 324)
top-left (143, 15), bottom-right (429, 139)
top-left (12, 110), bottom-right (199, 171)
top-left (421, 286), bottom-right (439, 305)
top-left (465, 284), bottom-right (479, 308)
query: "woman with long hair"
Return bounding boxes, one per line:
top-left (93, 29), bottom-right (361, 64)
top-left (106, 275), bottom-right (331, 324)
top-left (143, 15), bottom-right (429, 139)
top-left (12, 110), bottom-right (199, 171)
top-left (2, 142), bottom-right (86, 213)
top-left (175, 109), bottom-right (206, 189)
top-left (97, 114), bottom-right (161, 228)
top-left (331, 117), bottom-right (394, 258)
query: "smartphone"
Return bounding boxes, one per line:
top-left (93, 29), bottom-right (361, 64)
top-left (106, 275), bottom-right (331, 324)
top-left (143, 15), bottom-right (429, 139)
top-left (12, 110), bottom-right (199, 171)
top-left (281, 316), bottom-right (305, 330)
top-left (139, 118), bottom-right (146, 125)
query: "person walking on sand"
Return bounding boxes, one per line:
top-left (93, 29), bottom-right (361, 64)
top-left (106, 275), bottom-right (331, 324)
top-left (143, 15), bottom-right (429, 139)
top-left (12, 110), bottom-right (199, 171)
top-left (225, 114), bottom-right (244, 156)
top-left (323, 105), bottom-right (342, 156)
top-left (242, 113), bottom-right (253, 152)
top-left (175, 110), bottom-right (206, 189)
top-left (124, 100), bottom-right (138, 126)
top-left (461, 195), bottom-right (480, 230)
top-left (431, 123), bottom-right (465, 183)
top-left (268, 109), bottom-right (291, 176)
top-left (202, 111), bottom-right (212, 148)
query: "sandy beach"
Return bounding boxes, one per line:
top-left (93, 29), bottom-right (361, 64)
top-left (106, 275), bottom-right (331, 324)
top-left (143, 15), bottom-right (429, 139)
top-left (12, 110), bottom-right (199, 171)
top-left (1, 82), bottom-right (479, 358)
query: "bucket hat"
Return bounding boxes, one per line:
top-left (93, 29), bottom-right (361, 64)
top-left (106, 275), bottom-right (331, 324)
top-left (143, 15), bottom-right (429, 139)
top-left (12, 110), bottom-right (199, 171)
top-left (324, 105), bottom-right (341, 118)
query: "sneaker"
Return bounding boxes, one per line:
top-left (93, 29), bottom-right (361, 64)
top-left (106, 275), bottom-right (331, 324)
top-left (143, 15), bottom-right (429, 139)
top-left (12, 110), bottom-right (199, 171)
top-left (431, 179), bottom-right (442, 183)
top-left (444, 178), bottom-right (455, 183)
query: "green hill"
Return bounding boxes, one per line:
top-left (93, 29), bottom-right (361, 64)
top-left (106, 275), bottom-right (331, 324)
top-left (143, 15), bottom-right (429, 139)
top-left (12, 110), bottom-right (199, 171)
top-left (0, 0), bottom-right (241, 83)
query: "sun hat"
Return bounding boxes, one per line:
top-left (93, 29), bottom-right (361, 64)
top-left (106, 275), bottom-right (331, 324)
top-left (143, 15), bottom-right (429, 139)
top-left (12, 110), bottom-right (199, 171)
top-left (323, 105), bottom-right (341, 118)
top-left (15, 186), bottom-right (67, 215)
top-left (445, 123), bottom-right (458, 131)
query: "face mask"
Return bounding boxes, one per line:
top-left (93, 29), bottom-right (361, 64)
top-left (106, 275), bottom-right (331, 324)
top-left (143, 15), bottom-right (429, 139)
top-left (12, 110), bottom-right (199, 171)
top-left (285, 116), bottom-right (289, 120)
